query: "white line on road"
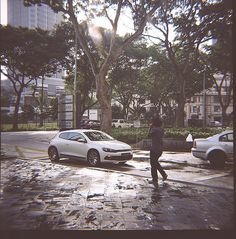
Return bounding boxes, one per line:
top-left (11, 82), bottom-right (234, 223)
top-left (193, 173), bottom-right (231, 182)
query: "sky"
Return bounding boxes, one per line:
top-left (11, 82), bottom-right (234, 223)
top-left (0, 0), bottom-right (7, 25)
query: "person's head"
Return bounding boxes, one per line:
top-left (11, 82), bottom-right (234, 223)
top-left (151, 117), bottom-right (162, 127)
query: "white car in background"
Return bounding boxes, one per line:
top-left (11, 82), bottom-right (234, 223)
top-left (48, 129), bottom-right (133, 166)
top-left (112, 119), bottom-right (134, 128)
top-left (191, 130), bottom-right (234, 168)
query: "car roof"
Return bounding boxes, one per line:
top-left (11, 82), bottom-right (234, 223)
top-left (219, 130), bottom-right (233, 135)
top-left (59, 129), bottom-right (100, 134)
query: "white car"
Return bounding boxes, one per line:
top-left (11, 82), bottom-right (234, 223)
top-left (48, 129), bottom-right (133, 166)
top-left (191, 130), bottom-right (233, 168)
top-left (112, 119), bottom-right (134, 128)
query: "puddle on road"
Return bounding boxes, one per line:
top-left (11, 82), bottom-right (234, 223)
top-left (87, 193), bottom-right (104, 200)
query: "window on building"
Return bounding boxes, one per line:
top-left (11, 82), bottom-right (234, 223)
top-left (192, 106), bottom-right (200, 113)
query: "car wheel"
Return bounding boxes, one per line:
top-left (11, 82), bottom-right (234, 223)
top-left (208, 150), bottom-right (226, 169)
top-left (48, 147), bottom-right (59, 162)
top-left (87, 149), bottom-right (100, 167)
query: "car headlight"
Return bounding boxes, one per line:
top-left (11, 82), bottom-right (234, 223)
top-left (102, 147), bottom-right (116, 152)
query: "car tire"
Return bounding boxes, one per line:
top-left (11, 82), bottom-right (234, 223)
top-left (48, 146), bottom-right (59, 162)
top-left (87, 149), bottom-right (100, 167)
top-left (208, 150), bottom-right (226, 169)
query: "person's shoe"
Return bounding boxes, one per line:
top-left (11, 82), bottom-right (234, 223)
top-left (162, 174), bottom-right (168, 181)
top-left (147, 179), bottom-right (158, 184)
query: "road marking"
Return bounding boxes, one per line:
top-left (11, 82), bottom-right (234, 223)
top-left (193, 173), bottom-right (231, 182)
top-left (2, 144), bottom-right (47, 153)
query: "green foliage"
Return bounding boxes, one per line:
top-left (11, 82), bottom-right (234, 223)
top-left (110, 127), bottom-right (225, 144)
top-left (1, 122), bottom-right (58, 132)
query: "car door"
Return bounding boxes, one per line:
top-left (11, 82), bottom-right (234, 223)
top-left (67, 132), bottom-right (88, 159)
top-left (219, 133), bottom-right (234, 159)
top-left (57, 132), bottom-right (70, 156)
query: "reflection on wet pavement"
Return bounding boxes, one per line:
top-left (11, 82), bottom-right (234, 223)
top-left (0, 158), bottom-right (234, 230)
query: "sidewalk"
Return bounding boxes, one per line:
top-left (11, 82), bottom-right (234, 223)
top-left (0, 157), bottom-right (234, 230)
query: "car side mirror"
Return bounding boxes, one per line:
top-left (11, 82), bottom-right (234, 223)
top-left (77, 138), bottom-right (86, 143)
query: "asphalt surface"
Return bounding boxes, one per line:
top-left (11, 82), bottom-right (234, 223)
top-left (0, 131), bottom-right (235, 231)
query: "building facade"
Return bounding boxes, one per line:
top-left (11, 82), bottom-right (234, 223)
top-left (185, 74), bottom-right (233, 127)
top-left (7, 0), bottom-right (63, 30)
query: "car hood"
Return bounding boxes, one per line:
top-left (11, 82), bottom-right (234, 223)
top-left (92, 140), bottom-right (132, 150)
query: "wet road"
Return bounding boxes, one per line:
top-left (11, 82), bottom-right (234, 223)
top-left (1, 131), bottom-right (234, 189)
top-left (0, 157), bottom-right (234, 230)
top-left (0, 131), bottom-right (234, 230)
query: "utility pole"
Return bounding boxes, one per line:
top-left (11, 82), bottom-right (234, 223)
top-left (74, 35), bottom-right (78, 129)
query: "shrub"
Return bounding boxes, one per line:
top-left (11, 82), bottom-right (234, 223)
top-left (111, 127), bottom-right (226, 144)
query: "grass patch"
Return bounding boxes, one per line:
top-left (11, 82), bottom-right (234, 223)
top-left (1, 122), bottom-right (59, 131)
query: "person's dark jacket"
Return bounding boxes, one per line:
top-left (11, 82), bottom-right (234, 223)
top-left (148, 126), bottom-right (164, 153)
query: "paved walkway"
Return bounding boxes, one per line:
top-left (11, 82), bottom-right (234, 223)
top-left (0, 157), bottom-right (234, 230)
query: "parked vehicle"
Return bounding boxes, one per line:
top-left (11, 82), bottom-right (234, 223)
top-left (48, 129), bottom-right (133, 166)
top-left (112, 119), bottom-right (134, 128)
top-left (208, 121), bottom-right (222, 127)
top-left (81, 120), bottom-right (101, 130)
top-left (191, 130), bottom-right (233, 168)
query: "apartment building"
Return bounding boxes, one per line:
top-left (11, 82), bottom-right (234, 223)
top-left (185, 75), bottom-right (233, 127)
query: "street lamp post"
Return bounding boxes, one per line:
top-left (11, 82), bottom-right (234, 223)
top-left (74, 36), bottom-right (78, 129)
top-left (203, 68), bottom-right (207, 128)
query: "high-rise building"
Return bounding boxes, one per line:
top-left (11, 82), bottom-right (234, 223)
top-left (7, 0), bottom-right (63, 30)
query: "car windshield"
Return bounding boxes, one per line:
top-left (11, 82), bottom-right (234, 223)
top-left (84, 131), bottom-right (114, 141)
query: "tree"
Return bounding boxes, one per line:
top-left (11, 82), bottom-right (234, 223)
top-left (30, 26), bottom-right (70, 126)
top-left (49, 97), bottom-right (58, 121)
top-left (24, 0), bottom-right (162, 133)
top-left (148, 0), bottom-right (216, 127)
top-left (58, 22), bottom-right (99, 121)
top-left (0, 25), bottom-right (70, 129)
top-left (21, 104), bottom-right (35, 123)
top-left (200, 0), bottom-right (233, 126)
top-left (0, 25), bottom-right (40, 130)
top-left (110, 41), bottom-right (150, 119)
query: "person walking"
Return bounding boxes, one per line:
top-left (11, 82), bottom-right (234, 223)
top-left (148, 117), bottom-right (168, 184)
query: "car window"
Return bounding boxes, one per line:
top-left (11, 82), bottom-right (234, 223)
top-left (68, 132), bottom-right (86, 141)
top-left (220, 133), bottom-right (233, 142)
top-left (84, 131), bottom-right (114, 141)
top-left (227, 133), bottom-right (233, 142)
top-left (112, 120), bottom-right (118, 123)
top-left (59, 132), bottom-right (69, 140)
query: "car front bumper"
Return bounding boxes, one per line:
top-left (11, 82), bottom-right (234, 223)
top-left (101, 151), bottom-right (133, 162)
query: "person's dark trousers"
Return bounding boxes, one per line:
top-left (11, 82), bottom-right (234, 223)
top-left (150, 150), bottom-right (167, 181)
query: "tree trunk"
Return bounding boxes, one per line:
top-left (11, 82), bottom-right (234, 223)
top-left (96, 73), bottom-right (112, 133)
top-left (175, 98), bottom-right (185, 127)
top-left (221, 106), bottom-right (228, 127)
top-left (175, 75), bottom-right (186, 127)
top-left (12, 90), bottom-right (23, 130)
